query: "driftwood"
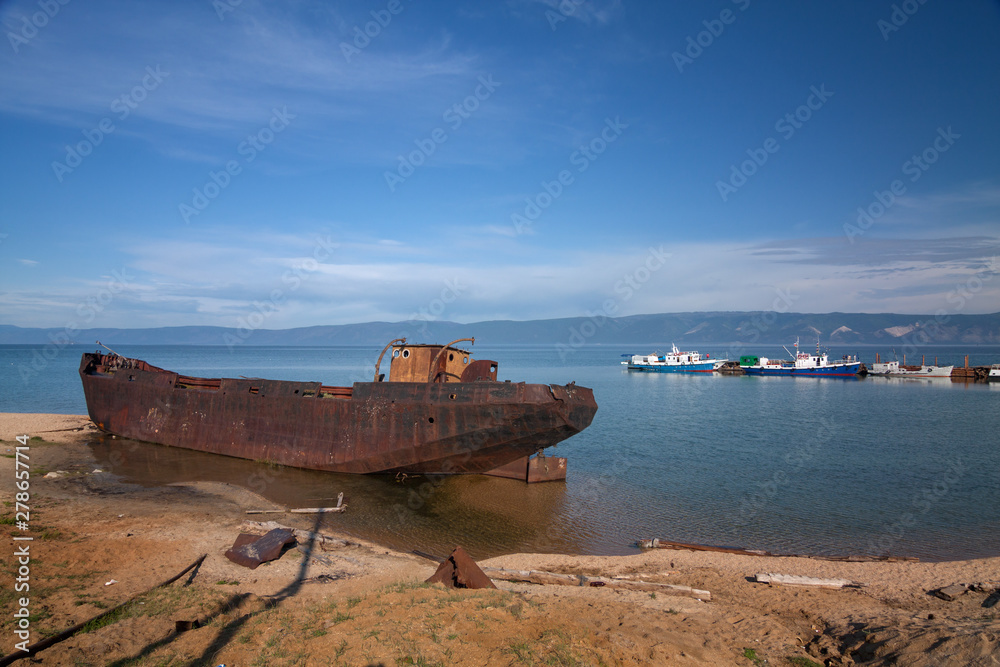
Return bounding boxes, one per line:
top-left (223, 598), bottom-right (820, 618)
top-left (754, 573), bottom-right (861, 589)
top-left (239, 520), bottom-right (359, 551)
top-left (0, 554), bottom-right (206, 666)
top-left (638, 538), bottom-right (918, 562)
top-left (481, 567), bottom-right (710, 600)
top-left (247, 493), bottom-right (346, 514)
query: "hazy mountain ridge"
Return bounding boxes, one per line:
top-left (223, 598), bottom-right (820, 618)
top-left (2, 311), bottom-right (999, 346)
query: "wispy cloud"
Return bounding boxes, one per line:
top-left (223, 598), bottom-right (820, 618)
top-left (3, 227), bottom-right (997, 328)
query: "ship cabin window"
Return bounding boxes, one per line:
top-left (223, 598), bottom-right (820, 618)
top-left (392, 350), bottom-right (400, 357)
top-left (448, 353), bottom-right (454, 361)
top-left (464, 357), bottom-right (469, 364)
top-left (402, 349), bottom-right (410, 358)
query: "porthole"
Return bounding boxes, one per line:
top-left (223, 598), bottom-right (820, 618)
top-left (392, 349), bottom-right (400, 357)
top-left (428, 417), bottom-right (435, 423)
top-left (402, 349), bottom-right (410, 358)
top-left (463, 356), bottom-right (469, 364)
top-left (448, 353), bottom-right (454, 361)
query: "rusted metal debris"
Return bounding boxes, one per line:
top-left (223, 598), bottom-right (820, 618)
top-left (225, 528), bottom-right (296, 569)
top-left (79, 338), bottom-right (597, 475)
top-left (425, 546), bottom-right (497, 589)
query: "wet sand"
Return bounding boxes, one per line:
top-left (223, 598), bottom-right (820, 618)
top-left (1, 413), bottom-right (998, 666)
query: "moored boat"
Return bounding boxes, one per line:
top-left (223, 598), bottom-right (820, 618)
top-left (989, 364), bottom-right (1000, 382)
top-left (868, 360), bottom-right (954, 378)
top-left (79, 338), bottom-right (598, 475)
top-left (622, 344), bottom-right (726, 373)
top-left (739, 339), bottom-right (861, 377)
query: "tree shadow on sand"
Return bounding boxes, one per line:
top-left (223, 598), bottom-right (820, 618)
top-left (106, 513), bottom-right (351, 667)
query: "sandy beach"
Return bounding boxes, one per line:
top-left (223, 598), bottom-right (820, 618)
top-left (2, 413), bottom-right (998, 666)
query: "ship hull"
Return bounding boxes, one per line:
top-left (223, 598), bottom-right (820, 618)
top-left (627, 361), bottom-right (718, 373)
top-left (79, 353), bottom-right (597, 475)
top-left (742, 363), bottom-right (861, 377)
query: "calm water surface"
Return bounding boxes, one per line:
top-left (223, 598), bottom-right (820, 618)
top-left (3, 343), bottom-right (999, 561)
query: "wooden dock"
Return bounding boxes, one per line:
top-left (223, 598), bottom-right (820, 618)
top-left (950, 355), bottom-right (990, 382)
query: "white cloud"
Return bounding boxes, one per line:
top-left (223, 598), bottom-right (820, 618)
top-left (3, 229), bottom-right (997, 328)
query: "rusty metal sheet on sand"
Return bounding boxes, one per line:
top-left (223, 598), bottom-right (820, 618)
top-left (225, 529), bottom-right (296, 569)
top-left (425, 546), bottom-right (497, 589)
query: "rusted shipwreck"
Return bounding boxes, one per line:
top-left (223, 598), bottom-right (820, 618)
top-left (78, 338), bottom-right (597, 476)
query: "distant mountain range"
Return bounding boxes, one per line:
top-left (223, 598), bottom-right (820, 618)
top-left (2, 311), bottom-right (999, 347)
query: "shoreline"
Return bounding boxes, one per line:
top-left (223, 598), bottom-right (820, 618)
top-left (2, 413), bottom-right (999, 665)
top-left (2, 412), bottom-right (994, 565)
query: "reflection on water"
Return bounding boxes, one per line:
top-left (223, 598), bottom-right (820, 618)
top-left (88, 436), bottom-right (578, 560)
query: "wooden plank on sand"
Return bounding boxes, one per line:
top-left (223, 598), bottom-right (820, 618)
top-left (481, 567), bottom-right (711, 600)
top-left (754, 573), bottom-right (858, 589)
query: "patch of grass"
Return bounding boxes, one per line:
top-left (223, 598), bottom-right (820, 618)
top-left (507, 640), bottom-right (535, 664)
top-left (743, 647), bottom-right (764, 665)
top-left (38, 528), bottom-right (63, 540)
top-left (787, 658), bottom-right (823, 667)
top-left (395, 657), bottom-right (443, 667)
top-left (0, 515), bottom-right (15, 525)
top-left (330, 611), bottom-right (353, 624)
top-left (215, 579), bottom-right (240, 585)
top-left (363, 629), bottom-right (380, 640)
top-left (81, 602), bottom-right (136, 634)
top-left (335, 639), bottom-right (348, 657)
top-left (346, 596), bottom-right (362, 609)
top-left (385, 580), bottom-right (431, 594)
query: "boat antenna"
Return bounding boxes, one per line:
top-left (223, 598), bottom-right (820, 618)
top-left (96, 340), bottom-right (124, 358)
top-left (782, 340), bottom-right (795, 359)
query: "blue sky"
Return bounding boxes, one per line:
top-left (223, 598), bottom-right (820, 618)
top-left (1, 0), bottom-right (998, 330)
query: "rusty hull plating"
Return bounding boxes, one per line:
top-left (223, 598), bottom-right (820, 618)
top-left (78, 339), bottom-right (598, 475)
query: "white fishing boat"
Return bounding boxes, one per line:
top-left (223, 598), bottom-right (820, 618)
top-left (622, 344), bottom-right (726, 373)
top-left (868, 353), bottom-right (953, 379)
top-left (989, 364), bottom-right (1000, 382)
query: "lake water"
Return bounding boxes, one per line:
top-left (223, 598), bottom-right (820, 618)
top-left (3, 343), bottom-right (999, 561)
